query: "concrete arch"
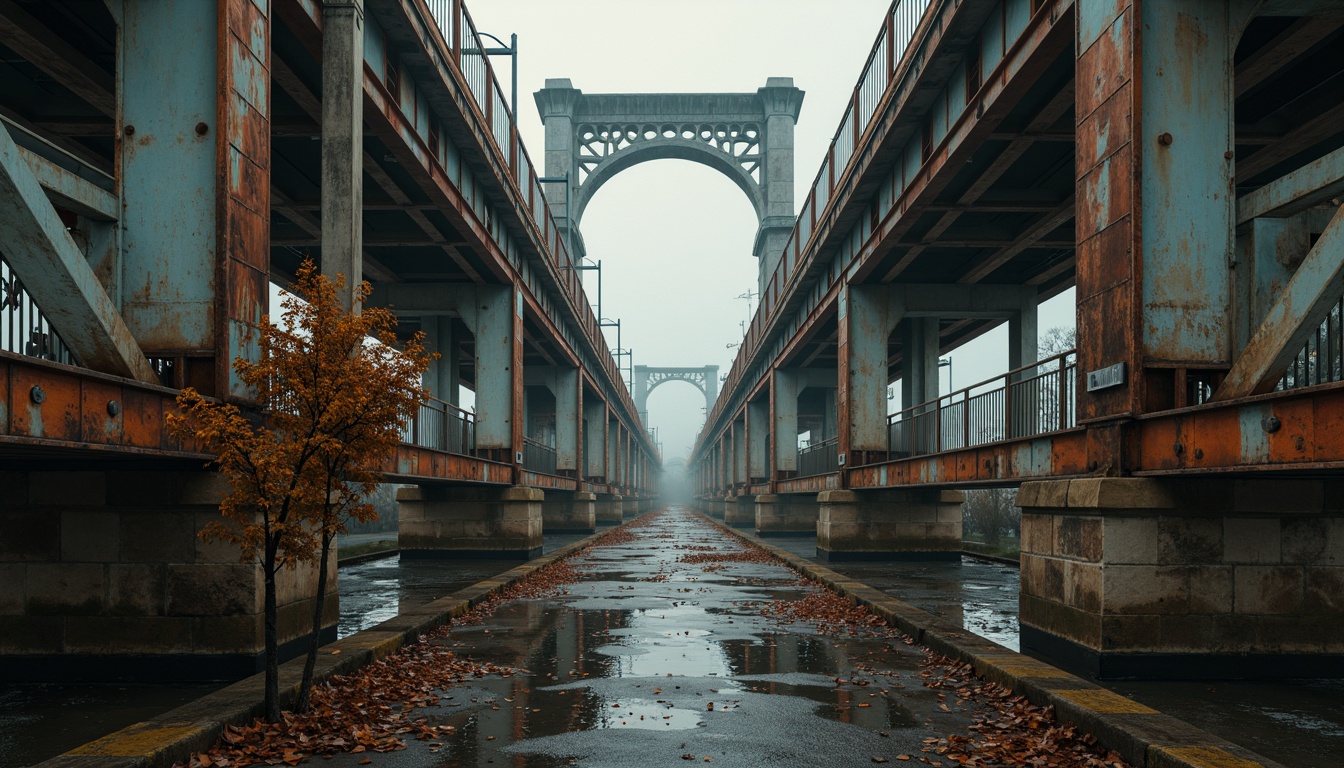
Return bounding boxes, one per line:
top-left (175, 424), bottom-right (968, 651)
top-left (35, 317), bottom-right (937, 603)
top-left (633, 365), bottom-right (719, 421)
top-left (573, 139), bottom-right (765, 224)
top-left (535, 78), bottom-right (804, 292)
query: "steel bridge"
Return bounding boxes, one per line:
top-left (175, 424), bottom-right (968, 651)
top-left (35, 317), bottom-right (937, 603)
top-left (0, 0), bottom-right (656, 680)
top-left (691, 0), bottom-right (1344, 678)
top-left (1, 0), bottom-right (1343, 684)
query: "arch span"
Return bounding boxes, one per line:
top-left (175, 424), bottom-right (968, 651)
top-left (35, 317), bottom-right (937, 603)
top-left (535, 78), bottom-right (804, 292)
top-left (633, 365), bottom-right (719, 421)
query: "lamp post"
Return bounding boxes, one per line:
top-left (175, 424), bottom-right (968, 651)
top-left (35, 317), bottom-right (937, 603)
top-left (472, 32), bottom-right (517, 117)
top-left (939, 356), bottom-right (953, 395)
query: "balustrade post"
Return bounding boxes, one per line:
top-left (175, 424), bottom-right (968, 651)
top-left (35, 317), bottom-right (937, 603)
top-left (1003, 374), bottom-right (1014, 440)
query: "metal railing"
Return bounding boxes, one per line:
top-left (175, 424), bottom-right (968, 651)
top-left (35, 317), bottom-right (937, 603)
top-left (1277, 295), bottom-right (1343, 391)
top-left (702, 0), bottom-right (936, 438)
top-left (1, 253), bottom-right (75, 365)
top-left (884, 350), bottom-right (1077, 461)
top-left (522, 436), bottom-right (558, 475)
top-left (797, 435), bottom-right (840, 478)
top-left (418, 0), bottom-right (644, 432)
top-left (402, 397), bottom-right (476, 456)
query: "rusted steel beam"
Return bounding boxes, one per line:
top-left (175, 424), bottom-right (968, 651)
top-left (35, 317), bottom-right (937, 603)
top-left (1216, 204), bottom-right (1344, 400)
top-left (1137, 380), bottom-right (1344, 474)
top-left (0, 0), bottom-right (115, 117)
top-left (0, 352), bottom-right (202, 457)
top-left (846, 428), bottom-right (1090, 489)
top-left (1236, 144), bottom-right (1344, 226)
top-left (0, 126), bottom-right (156, 383)
top-left (1236, 99), bottom-right (1344, 182)
top-left (1234, 16), bottom-right (1344, 98)
top-left (957, 196), bottom-right (1075, 283)
top-left (385, 443), bottom-right (513, 485)
top-left (12, 143), bottom-right (116, 221)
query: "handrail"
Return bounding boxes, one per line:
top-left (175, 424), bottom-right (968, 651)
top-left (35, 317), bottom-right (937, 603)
top-left (415, 0), bottom-right (649, 449)
top-left (700, 0), bottom-right (935, 444)
top-left (881, 350), bottom-right (1077, 463)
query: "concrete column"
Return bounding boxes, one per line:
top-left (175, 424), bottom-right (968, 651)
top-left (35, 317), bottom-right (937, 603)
top-left (773, 369), bottom-right (800, 474)
top-left (1018, 477), bottom-right (1344, 679)
top-left (398, 485), bottom-right (542, 558)
top-left (320, 0), bottom-right (364, 309)
top-left (535, 79), bottom-right (581, 221)
top-left (584, 400), bottom-right (607, 479)
top-left (525, 366), bottom-right (579, 472)
top-left (595, 493), bottom-right (624, 525)
top-left (725, 495), bottom-right (755, 527)
top-left (755, 77), bottom-right (805, 291)
top-left (747, 400), bottom-right (769, 480)
top-left (542, 491), bottom-right (596, 534)
top-left (622, 496), bottom-right (639, 519)
top-left (0, 470), bottom-right (334, 682)
top-left (817, 489), bottom-right (963, 561)
top-left (422, 316), bottom-right (460, 403)
top-left (900, 317), bottom-right (941, 408)
top-left (754, 494), bottom-right (819, 537)
top-left (1007, 288), bottom-right (1039, 375)
top-left (474, 286), bottom-right (522, 456)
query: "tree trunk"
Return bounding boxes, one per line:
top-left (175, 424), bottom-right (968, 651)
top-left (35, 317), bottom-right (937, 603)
top-left (264, 564), bottom-right (281, 722)
top-left (296, 533), bottom-right (333, 712)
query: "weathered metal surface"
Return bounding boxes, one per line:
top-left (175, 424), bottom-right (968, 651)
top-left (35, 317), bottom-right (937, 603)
top-left (1237, 145), bottom-right (1344, 226)
top-left (774, 471), bottom-right (842, 495)
top-left (845, 428), bottom-right (1090, 489)
top-left (1217, 205), bottom-right (1344, 399)
top-left (517, 470), bottom-right (580, 492)
top-left (0, 125), bottom-right (155, 383)
top-left (0, 352), bottom-right (201, 456)
top-left (386, 443), bottom-right (513, 485)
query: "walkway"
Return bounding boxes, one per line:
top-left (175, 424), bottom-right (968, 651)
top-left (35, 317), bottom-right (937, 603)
top-left (195, 507), bottom-right (1121, 768)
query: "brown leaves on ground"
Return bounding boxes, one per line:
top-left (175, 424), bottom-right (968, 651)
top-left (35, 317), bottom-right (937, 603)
top-left (677, 549), bottom-right (777, 566)
top-left (762, 583), bottom-right (910, 641)
top-left (180, 644), bottom-right (508, 767)
top-left (919, 656), bottom-right (1130, 768)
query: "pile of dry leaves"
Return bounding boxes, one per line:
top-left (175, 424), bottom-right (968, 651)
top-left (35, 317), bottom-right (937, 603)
top-left (919, 656), bottom-right (1131, 768)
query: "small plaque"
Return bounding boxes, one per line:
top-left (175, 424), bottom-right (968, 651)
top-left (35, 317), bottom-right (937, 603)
top-left (1086, 363), bottom-right (1126, 392)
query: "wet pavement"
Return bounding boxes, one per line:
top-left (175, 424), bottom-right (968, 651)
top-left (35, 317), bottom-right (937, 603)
top-left (311, 507), bottom-right (990, 768)
top-left (2, 531), bottom-right (600, 767)
top-left (744, 529), bottom-right (1344, 768)
top-left (337, 530), bottom-right (599, 638)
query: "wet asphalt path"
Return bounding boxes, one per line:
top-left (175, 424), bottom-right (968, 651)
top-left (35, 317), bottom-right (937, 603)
top-left (320, 507), bottom-right (983, 767)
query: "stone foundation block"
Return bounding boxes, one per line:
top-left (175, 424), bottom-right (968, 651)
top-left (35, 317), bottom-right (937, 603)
top-left (399, 485), bottom-right (543, 558)
top-left (1019, 477), bottom-right (1344, 678)
top-left (815, 489), bottom-right (963, 560)
top-left (595, 494), bottom-right (624, 524)
top-left (754, 494), bottom-right (818, 536)
top-left (542, 491), bottom-right (596, 533)
top-left (725, 495), bottom-right (755, 527)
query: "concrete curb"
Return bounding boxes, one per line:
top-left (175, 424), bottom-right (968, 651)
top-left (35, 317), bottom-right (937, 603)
top-left (35, 524), bottom-right (624, 768)
top-left (336, 548), bottom-right (399, 566)
top-left (698, 513), bottom-right (1288, 768)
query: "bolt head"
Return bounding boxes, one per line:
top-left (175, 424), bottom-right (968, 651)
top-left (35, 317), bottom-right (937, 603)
top-left (1158, 132), bottom-right (1173, 146)
top-left (29, 385), bottom-right (45, 404)
top-left (107, 400), bottom-right (121, 416)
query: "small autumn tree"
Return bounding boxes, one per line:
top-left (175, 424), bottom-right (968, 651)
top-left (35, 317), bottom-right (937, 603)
top-left (168, 259), bottom-right (430, 721)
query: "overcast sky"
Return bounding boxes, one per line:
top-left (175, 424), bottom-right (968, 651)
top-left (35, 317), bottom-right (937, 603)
top-left (467, 0), bottom-right (1074, 460)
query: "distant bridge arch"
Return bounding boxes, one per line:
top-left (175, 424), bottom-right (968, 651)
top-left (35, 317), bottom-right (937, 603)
top-left (535, 78), bottom-right (804, 292)
top-left (634, 365), bottom-right (719, 421)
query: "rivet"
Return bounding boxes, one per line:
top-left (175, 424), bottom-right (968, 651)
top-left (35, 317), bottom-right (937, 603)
top-left (1173, 442), bottom-right (1184, 455)
top-left (29, 385), bottom-right (45, 404)
top-left (1224, 150), bottom-right (1234, 160)
top-left (1158, 132), bottom-right (1173, 146)
top-left (124, 124), bottom-right (135, 136)
top-left (1193, 448), bottom-right (1204, 460)
top-left (107, 400), bottom-right (122, 416)
top-left (195, 122), bottom-right (209, 136)
top-left (1263, 415), bottom-right (1282, 433)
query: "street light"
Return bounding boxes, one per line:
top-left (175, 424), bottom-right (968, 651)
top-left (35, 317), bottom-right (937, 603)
top-left (939, 356), bottom-right (953, 394)
top-left (469, 32), bottom-right (518, 117)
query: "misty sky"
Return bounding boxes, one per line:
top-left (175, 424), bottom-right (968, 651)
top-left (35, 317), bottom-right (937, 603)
top-left (468, 1), bottom-right (1075, 460)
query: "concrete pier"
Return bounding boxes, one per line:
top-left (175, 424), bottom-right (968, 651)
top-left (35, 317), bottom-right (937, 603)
top-left (398, 486), bottom-right (543, 559)
top-left (541, 490), bottom-right (596, 533)
top-left (816, 489), bottom-right (963, 560)
top-left (754, 493), bottom-right (818, 536)
top-left (0, 470), bottom-right (335, 682)
top-left (1018, 478), bottom-right (1344, 678)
